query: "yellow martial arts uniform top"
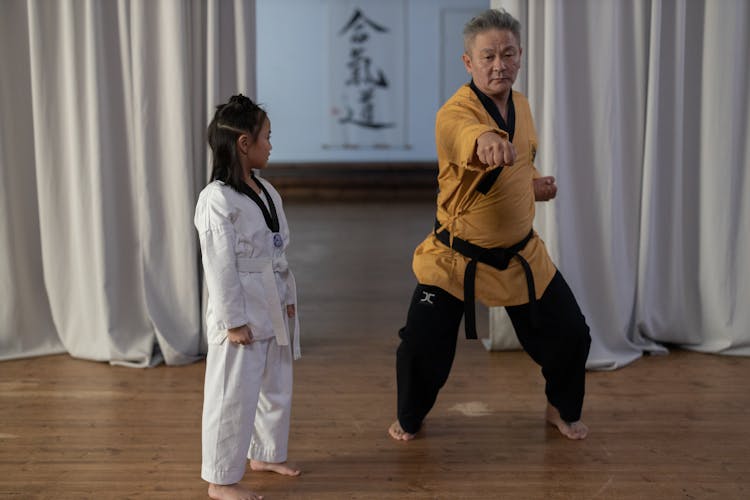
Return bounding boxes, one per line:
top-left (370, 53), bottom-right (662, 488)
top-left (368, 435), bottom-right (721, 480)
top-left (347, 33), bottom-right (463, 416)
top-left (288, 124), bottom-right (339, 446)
top-left (413, 84), bottom-right (556, 306)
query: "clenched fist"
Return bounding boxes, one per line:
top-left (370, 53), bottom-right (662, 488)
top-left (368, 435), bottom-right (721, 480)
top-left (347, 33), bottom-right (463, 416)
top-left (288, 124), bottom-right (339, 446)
top-left (476, 131), bottom-right (517, 168)
top-left (533, 176), bottom-right (557, 201)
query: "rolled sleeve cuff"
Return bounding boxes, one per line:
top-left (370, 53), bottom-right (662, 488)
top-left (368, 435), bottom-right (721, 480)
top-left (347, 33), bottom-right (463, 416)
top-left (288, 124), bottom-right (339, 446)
top-left (215, 317), bottom-right (247, 331)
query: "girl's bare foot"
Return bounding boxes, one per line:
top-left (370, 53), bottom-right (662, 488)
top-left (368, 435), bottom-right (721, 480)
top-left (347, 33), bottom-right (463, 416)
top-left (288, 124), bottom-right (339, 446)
top-left (545, 403), bottom-right (588, 440)
top-left (208, 482), bottom-right (263, 500)
top-left (388, 420), bottom-right (416, 441)
top-left (249, 460), bottom-right (301, 476)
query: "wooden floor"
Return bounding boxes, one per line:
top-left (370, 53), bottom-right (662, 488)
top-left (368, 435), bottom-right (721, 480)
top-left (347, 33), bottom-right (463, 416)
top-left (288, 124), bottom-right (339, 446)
top-left (2, 200), bottom-right (750, 499)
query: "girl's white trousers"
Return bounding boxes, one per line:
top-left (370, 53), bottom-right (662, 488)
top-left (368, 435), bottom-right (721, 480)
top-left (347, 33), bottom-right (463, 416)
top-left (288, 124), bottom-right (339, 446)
top-left (201, 337), bottom-right (293, 484)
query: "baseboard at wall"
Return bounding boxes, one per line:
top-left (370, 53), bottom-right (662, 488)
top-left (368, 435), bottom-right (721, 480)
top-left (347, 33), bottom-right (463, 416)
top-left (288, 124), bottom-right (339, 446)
top-left (259, 162), bottom-right (438, 200)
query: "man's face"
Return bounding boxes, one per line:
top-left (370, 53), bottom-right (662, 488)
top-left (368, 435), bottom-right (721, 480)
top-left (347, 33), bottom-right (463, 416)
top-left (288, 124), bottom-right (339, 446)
top-left (462, 29), bottom-right (522, 101)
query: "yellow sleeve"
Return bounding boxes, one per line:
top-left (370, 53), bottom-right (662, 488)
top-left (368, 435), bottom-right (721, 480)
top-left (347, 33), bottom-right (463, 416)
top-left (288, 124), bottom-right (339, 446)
top-left (436, 101), bottom-right (509, 172)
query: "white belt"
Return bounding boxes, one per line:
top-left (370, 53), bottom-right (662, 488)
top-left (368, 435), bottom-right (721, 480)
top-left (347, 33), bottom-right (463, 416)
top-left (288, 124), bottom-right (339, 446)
top-left (236, 256), bottom-right (301, 360)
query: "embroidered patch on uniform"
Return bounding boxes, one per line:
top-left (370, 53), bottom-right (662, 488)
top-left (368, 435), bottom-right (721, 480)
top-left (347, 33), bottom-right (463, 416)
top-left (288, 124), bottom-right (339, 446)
top-left (419, 291), bottom-right (436, 305)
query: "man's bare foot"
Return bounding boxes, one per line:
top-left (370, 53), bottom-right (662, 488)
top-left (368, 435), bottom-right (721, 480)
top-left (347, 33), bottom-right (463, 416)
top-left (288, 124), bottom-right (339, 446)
top-left (208, 482), bottom-right (263, 500)
top-left (388, 420), bottom-right (416, 441)
top-left (249, 460), bottom-right (301, 476)
top-left (545, 403), bottom-right (588, 440)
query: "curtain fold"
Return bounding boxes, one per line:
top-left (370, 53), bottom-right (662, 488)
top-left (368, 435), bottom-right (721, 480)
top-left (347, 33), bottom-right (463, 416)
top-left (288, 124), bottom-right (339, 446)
top-left (0, 0), bottom-right (256, 365)
top-left (0, 0), bottom-right (64, 360)
top-left (489, 0), bottom-right (750, 368)
top-left (638, 0), bottom-right (750, 355)
top-left (552, 0), bottom-right (667, 369)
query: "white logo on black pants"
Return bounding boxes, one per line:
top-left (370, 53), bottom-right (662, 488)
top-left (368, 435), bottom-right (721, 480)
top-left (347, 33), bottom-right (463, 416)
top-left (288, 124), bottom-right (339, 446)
top-left (420, 291), bottom-right (435, 305)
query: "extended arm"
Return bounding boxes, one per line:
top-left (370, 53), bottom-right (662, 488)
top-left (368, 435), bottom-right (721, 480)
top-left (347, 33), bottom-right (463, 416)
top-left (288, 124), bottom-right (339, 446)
top-left (476, 131), bottom-right (517, 169)
top-left (436, 103), bottom-right (516, 171)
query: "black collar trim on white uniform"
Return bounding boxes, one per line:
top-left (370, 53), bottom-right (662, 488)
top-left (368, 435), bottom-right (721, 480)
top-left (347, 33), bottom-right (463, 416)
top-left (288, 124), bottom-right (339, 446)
top-left (237, 173), bottom-right (280, 233)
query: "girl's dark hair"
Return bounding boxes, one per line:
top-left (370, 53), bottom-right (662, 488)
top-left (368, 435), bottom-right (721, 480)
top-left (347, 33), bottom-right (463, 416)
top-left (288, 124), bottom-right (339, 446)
top-left (207, 94), bottom-right (268, 191)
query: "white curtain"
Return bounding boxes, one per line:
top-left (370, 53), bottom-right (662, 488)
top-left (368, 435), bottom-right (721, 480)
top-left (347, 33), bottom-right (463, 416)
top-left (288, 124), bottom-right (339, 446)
top-left (0, 0), bottom-right (256, 366)
top-left (489, 0), bottom-right (750, 368)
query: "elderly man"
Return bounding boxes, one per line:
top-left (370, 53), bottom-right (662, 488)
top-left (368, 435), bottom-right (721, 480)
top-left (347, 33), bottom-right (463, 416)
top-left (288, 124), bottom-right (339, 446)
top-left (389, 9), bottom-right (591, 442)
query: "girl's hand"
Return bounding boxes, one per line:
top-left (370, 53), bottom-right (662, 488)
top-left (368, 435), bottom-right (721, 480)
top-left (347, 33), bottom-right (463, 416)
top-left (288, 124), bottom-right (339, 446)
top-left (227, 325), bottom-right (254, 345)
top-left (286, 304), bottom-right (296, 318)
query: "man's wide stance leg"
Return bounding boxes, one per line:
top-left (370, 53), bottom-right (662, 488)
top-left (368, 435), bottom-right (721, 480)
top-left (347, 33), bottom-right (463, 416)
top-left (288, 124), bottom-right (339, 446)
top-left (396, 284), bottom-right (464, 434)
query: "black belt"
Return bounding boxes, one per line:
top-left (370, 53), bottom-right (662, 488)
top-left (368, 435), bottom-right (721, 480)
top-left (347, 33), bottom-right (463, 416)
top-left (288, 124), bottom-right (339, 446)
top-left (434, 220), bottom-right (539, 339)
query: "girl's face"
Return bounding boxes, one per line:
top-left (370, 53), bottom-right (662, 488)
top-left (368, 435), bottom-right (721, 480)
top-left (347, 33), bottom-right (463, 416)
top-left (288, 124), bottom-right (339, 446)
top-left (242, 117), bottom-right (272, 170)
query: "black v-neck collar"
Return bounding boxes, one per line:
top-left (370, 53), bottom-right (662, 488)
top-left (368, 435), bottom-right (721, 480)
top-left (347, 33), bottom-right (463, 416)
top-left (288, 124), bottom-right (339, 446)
top-left (237, 173), bottom-right (280, 233)
top-left (469, 80), bottom-right (516, 194)
top-left (469, 80), bottom-right (515, 140)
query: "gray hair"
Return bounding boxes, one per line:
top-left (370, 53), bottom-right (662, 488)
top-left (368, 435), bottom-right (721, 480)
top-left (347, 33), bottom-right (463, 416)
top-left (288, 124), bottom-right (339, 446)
top-left (463, 8), bottom-right (522, 53)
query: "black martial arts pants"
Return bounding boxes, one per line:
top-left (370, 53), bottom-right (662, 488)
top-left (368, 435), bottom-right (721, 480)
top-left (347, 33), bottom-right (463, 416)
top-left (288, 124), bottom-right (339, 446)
top-left (396, 270), bottom-right (591, 434)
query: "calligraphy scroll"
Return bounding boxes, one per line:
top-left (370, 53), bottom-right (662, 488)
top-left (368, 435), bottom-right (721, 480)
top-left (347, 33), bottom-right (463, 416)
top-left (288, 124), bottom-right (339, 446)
top-left (325, 0), bottom-right (408, 150)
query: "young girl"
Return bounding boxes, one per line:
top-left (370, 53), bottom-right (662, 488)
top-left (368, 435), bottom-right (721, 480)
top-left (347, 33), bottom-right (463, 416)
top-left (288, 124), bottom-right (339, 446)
top-left (195, 94), bottom-right (301, 500)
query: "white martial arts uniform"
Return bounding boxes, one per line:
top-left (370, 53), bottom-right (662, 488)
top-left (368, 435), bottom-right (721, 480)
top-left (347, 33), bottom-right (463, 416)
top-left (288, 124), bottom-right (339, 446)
top-left (195, 176), bottom-right (301, 485)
